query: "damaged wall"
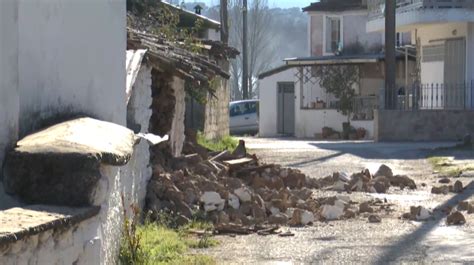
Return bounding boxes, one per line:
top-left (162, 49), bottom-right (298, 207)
top-left (0, 0), bottom-right (20, 210)
top-left (170, 77), bottom-right (186, 157)
top-left (0, 118), bottom-right (153, 264)
top-left (126, 65), bottom-right (153, 208)
top-left (202, 76), bottom-right (230, 140)
top-left (17, 0), bottom-right (126, 136)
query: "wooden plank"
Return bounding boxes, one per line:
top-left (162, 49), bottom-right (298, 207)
top-left (223, 157), bottom-right (255, 169)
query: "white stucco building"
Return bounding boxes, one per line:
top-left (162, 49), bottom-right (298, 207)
top-left (0, 1), bottom-right (155, 264)
top-left (258, 0), bottom-right (413, 139)
top-left (367, 0), bottom-right (474, 110)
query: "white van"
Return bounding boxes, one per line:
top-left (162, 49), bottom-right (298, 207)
top-left (229, 99), bottom-right (259, 135)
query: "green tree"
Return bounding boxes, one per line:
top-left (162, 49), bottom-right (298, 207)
top-left (314, 65), bottom-right (359, 122)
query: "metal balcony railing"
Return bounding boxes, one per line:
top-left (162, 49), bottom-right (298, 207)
top-left (368, 0), bottom-right (474, 18)
top-left (395, 81), bottom-right (474, 110)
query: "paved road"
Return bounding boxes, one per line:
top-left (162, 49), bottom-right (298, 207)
top-left (202, 138), bottom-right (474, 264)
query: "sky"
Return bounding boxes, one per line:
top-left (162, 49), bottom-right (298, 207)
top-left (184, 0), bottom-right (314, 9)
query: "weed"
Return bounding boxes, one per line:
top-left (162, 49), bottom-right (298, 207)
top-left (427, 156), bottom-right (474, 177)
top-left (119, 204), bottom-right (217, 264)
top-left (197, 132), bottom-right (238, 152)
top-left (119, 195), bottom-right (146, 264)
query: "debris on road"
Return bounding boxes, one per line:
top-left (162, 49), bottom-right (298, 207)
top-left (431, 180), bottom-right (464, 195)
top-left (319, 164), bottom-right (417, 193)
top-left (401, 206), bottom-right (432, 221)
top-left (446, 211), bottom-right (466, 225)
top-left (453, 180), bottom-right (464, 193)
top-left (145, 143), bottom-right (433, 234)
top-left (438, 178), bottom-right (450, 184)
top-left (368, 215), bottom-right (382, 223)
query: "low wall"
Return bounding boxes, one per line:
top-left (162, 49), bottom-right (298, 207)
top-left (375, 110), bottom-right (474, 141)
top-left (0, 206), bottom-right (100, 265)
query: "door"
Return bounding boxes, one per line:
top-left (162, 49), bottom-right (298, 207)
top-left (444, 38), bottom-right (466, 108)
top-left (277, 82), bottom-right (295, 135)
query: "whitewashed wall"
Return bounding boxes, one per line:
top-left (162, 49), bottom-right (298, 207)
top-left (126, 65), bottom-right (153, 209)
top-left (258, 69), bottom-right (295, 137)
top-left (309, 11), bottom-right (383, 56)
top-left (1, 143), bottom-right (150, 265)
top-left (1, 218), bottom-right (100, 265)
top-left (17, 0), bottom-right (126, 135)
top-left (0, 0), bottom-right (20, 210)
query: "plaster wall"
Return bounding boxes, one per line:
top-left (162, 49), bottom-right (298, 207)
top-left (0, 141), bottom-right (151, 265)
top-left (17, 0), bottom-right (126, 136)
top-left (170, 77), bottom-right (186, 157)
top-left (309, 12), bottom-right (383, 56)
top-left (259, 68), bottom-right (377, 139)
top-left (207, 28), bottom-right (221, 41)
top-left (126, 66), bottom-right (153, 209)
top-left (258, 69), bottom-right (295, 137)
top-left (1, 218), bottom-right (100, 265)
top-left (417, 23), bottom-right (468, 84)
top-left (0, 0), bottom-right (20, 210)
top-left (375, 110), bottom-right (474, 141)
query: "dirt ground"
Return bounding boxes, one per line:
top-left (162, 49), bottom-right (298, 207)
top-left (198, 138), bottom-right (474, 264)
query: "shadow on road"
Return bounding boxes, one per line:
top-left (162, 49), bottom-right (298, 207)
top-left (373, 181), bottom-right (474, 264)
top-left (309, 141), bottom-right (469, 161)
top-left (287, 152), bottom-right (343, 168)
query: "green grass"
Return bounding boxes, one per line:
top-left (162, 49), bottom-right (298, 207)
top-left (134, 223), bottom-right (217, 265)
top-left (427, 156), bottom-right (474, 177)
top-left (197, 132), bottom-right (238, 152)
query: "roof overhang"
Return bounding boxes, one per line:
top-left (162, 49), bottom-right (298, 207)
top-left (285, 57), bottom-right (378, 66)
top-left (259, 52), bottom-right (416, 80)
top-left (284, 53), bottom-right (388, 66)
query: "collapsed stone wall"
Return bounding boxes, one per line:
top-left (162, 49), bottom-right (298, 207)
top-left (149, 69), bottom-right (186, 157)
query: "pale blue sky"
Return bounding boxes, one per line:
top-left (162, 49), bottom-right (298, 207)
top-left (185, 0), bottom-right (315, 9)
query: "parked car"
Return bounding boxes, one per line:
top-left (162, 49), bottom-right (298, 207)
top-left (229, 99), bottom-right (259, 135)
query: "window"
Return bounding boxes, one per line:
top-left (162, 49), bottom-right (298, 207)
top-left (230, 101), bottom-right (258, 116)
top-left (229, 104), bottom-right (243, 117)
top-left (423, 45), bottom-right (445, 62)
top-left (325, 16), bottom-right (342, 54)
top-left (243, 102), bottom-right (257, 115)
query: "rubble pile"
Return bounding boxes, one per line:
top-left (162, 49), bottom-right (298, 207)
top-left (318, 164), bottom-right (417, 194)
top-left (145, 141), bottom-right (401, 233)
top-left (431, 180), bottom-right (464, 195)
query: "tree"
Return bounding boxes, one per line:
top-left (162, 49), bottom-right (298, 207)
top-left (314, 65), bottom-right (359, 122)
top-left (228, 0), bottom-right (277, 100)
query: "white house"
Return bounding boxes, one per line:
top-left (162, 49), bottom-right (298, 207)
top-left (367, 0), bottom-right (474, 110)
top-left (258, 0), bottom-right (414, 139)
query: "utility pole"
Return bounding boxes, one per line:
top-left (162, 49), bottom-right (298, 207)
top-left (220, 0), bottom-right (229, 45)
top-left (385, 0), bottom-right (396, 109)
top-left (242, 0), bottom-right (249, 99)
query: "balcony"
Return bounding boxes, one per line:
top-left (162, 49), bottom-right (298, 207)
top-left (367, 0), bottom-right (474, 31)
